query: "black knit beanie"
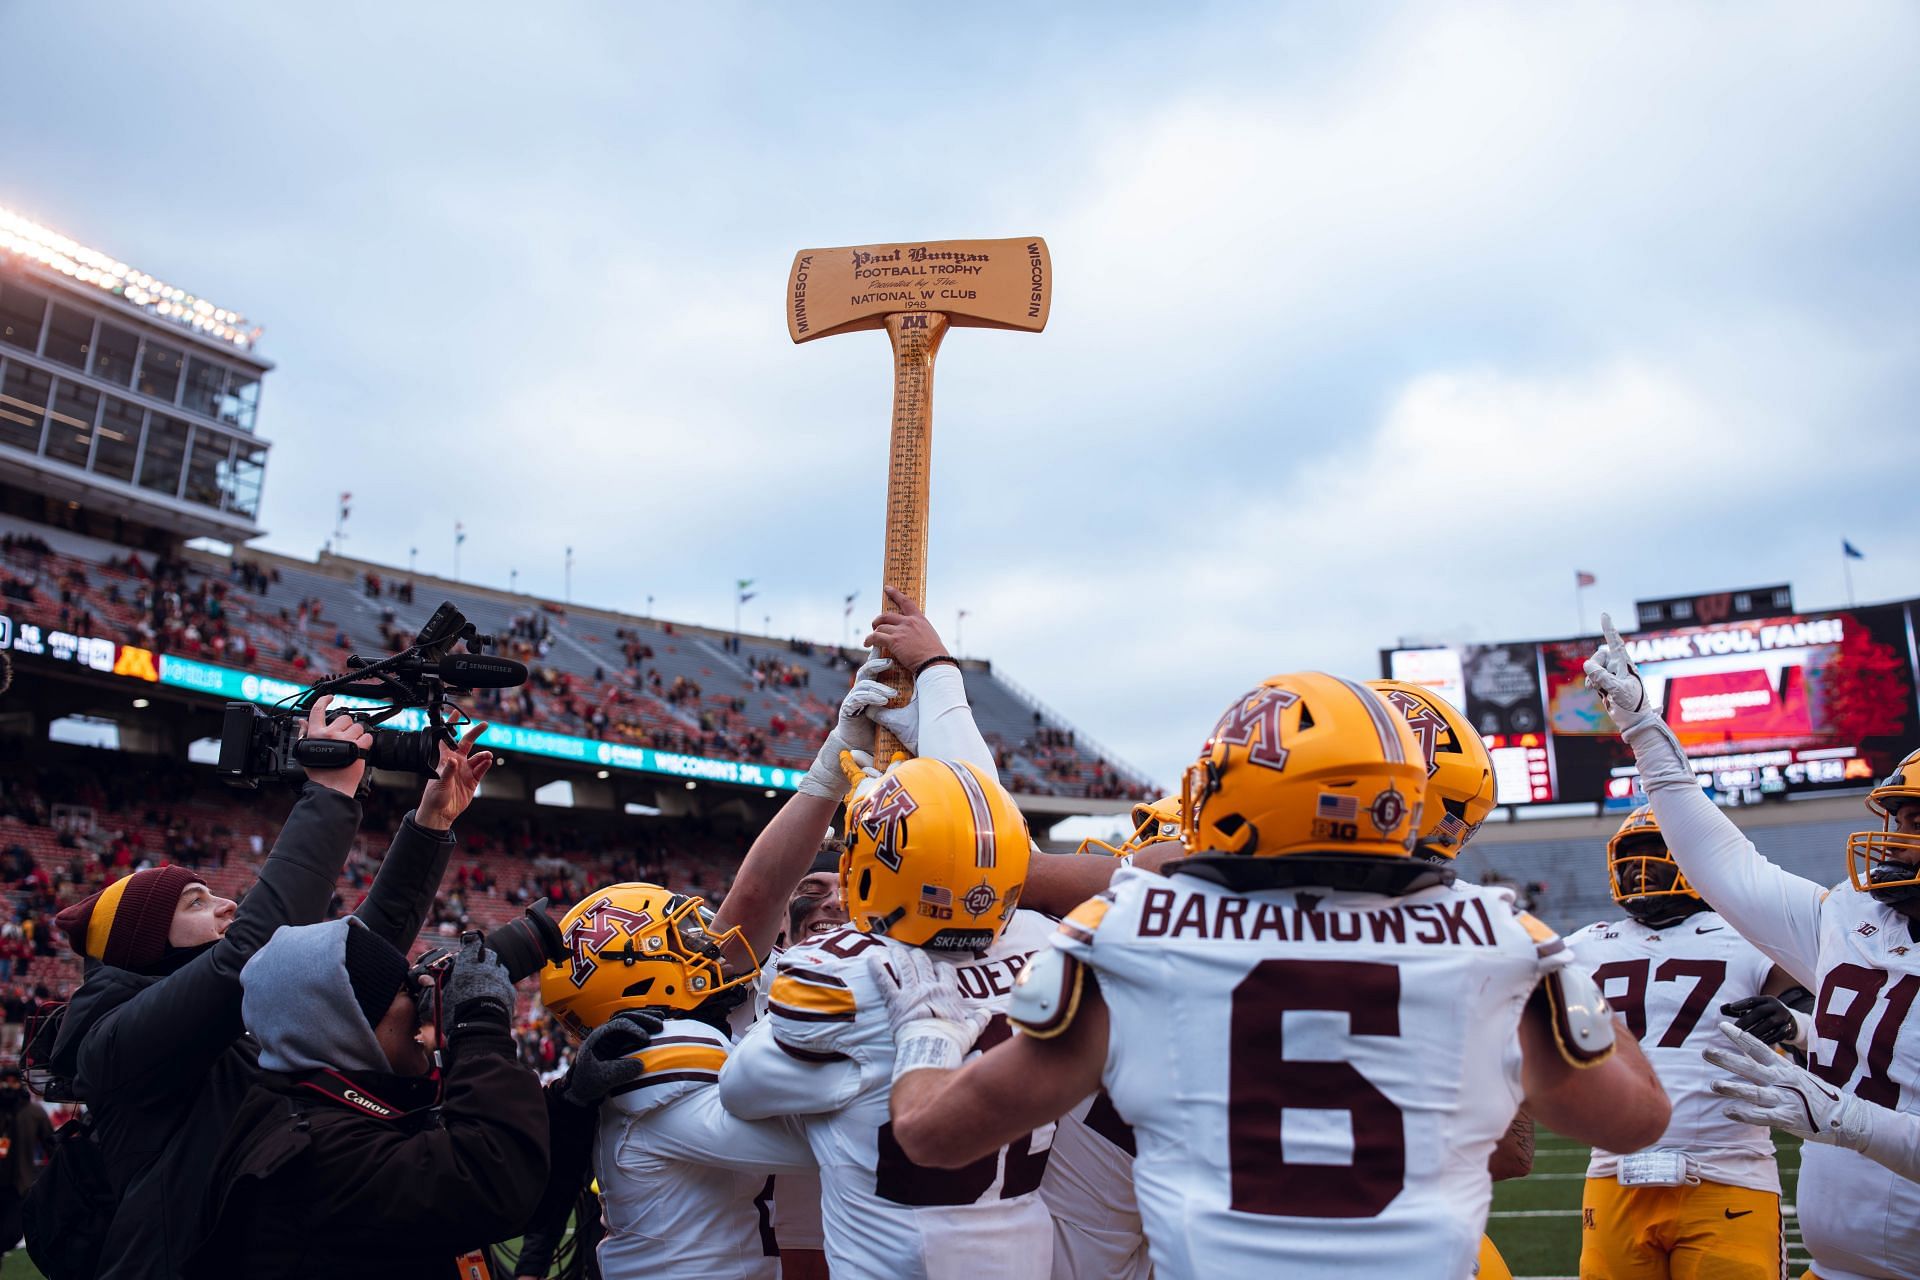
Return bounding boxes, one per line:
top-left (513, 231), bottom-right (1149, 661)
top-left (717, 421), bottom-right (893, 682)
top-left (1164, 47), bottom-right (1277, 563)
top-left (341, 923), bottom-right (409, 1030)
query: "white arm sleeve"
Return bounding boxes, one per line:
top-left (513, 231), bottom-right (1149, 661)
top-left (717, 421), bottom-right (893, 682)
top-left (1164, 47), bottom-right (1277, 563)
top-left (645, 1087), bottom-right (818, 1174)
top-left (1858, 1103), bottom-right (1920, 1181)
top-left (717, 1018), bottom-right (864, 1121)
top-left (913, 664), bottom-right (997, 780)
top-left (1621, 718), bottom-right (1826, 987)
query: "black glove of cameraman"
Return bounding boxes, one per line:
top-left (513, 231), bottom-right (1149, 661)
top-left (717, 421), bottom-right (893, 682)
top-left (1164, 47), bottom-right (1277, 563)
top-left (444, 937), bottom-right (515, 1032)
top-left (562, 1011), bottom-right (665, 1107)
top-left (1720, 994), bottom-right (1799, 1047)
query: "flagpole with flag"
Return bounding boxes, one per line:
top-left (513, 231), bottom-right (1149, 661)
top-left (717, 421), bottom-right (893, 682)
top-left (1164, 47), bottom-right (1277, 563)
top-left (334, 492), bottom-right (351, 553)
top-left (1843, 539), bottom-right (1864, 606)
top-left (1575, 570), bottom-right (1597, 633)
top-left (843, 590), bottom-right (858, 647)
top-left (956, 608), bottom-right (970, 658)
top-left (454, 521), bottom-right (466, 581)
top-left (735, 579), bottom-right (755, 637)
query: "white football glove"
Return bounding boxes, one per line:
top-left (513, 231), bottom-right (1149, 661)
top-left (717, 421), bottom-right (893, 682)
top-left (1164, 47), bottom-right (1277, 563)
top-left (868, 946), bottom-right (990, 1081)
top-left (852, 652), bottom-right (920, 756)
top-left (798, 658), bottom-right (887, 799)
top-left (1704, 1021), bottom-right (1875, 1150)
top-left (1583, 612), bottom-right (1660, 733)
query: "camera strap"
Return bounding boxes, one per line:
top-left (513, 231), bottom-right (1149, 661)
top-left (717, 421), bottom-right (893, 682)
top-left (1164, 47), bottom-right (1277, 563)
top-left (291, 1068), bottom-right (436, 1123)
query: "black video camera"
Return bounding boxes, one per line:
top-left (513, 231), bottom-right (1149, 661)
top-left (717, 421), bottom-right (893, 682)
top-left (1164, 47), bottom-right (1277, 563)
top-left (408, 901), bottom-right (568, 1027)
top-left (216, 601), bottom-right (527, 787)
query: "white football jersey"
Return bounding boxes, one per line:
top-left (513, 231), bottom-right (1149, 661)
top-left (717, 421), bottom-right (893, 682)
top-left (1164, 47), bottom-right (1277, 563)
top-left (1040, 1091), bottom-right (1150, 1280)
top-left (1788, 885), bottom-right (1920, 1280)
top-left (594, 1015), bottom-right (816, 1280)
top-left (1059, 866), bottom-right (1546, 1280)
top-left (1568, 911), bottom-right (1781, 1193)
top-left (718, 912), bottom-right (1057, 1280)
top-left (1630, 763), bottom-right (1920, 1280)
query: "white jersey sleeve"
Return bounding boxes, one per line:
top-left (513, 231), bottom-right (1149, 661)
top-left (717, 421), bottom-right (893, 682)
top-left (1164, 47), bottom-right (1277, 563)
top-left (1621, 718), bottom-right (1825, 986)
top-left (1061, 866), bottom-right (1541, 1280)
top-left (1567, 915), bottom-right (1781, 1192)
top-left (718, 943), bottom-right (879, 1121)
top-left (912, 663), bottom-right (997, 780)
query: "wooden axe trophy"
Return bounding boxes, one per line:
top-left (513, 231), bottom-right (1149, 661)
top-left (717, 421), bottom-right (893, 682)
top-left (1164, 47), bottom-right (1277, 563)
top-left (786, 237), bottom-right (1051, 761)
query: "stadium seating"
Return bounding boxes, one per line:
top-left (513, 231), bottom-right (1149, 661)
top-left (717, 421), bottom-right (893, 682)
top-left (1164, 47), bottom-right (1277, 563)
top-left (0, 519), bottom-right (1151, 800)
top-left (1460, 813), bottom-right (1864, 934)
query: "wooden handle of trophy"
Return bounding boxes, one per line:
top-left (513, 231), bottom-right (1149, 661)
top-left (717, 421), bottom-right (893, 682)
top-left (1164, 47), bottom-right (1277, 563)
top-left (871, 311), bottom-right (948, 761)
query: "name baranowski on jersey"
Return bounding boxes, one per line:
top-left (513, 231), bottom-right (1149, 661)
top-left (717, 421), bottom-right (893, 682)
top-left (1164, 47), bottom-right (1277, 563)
top-left (718, 910), bottom-right (1058, 1280)
top-left (1017, 865), bottom-right (1557, 1280)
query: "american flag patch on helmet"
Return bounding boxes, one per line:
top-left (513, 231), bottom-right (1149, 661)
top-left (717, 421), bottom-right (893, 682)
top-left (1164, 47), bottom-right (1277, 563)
top-left (1316, 793), bottom-right (1358, 821)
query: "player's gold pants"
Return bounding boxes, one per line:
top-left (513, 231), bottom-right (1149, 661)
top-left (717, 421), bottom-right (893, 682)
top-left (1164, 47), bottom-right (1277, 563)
top-left (1475, 1234), bottom-right (1513, 1279)
top-left (1579, 1177), bottom-right (1782, 1279)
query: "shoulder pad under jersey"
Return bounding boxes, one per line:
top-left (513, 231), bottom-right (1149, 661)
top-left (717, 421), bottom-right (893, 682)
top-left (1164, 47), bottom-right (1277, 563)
top-left (1519, 911), bottom-right (1616, 1067)
top-left (1008, 945), bottom-right (1087, 1040)
top-left (762, 931), bottom-right (872, 1055)
top-left (1539, 960), bottom-right (1617, 1068)
top-left (1052, 892), bottom-right (1114, 960)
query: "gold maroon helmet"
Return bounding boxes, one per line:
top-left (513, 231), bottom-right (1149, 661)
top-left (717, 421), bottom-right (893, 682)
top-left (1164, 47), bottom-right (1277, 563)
top-left (539, 883), bottom-right (757, 1039)
top-left (1076, 794), bottom-right (1182, 858)
top-left (1606, 806), bottom-right (1703, 926)
top-left (1848, 746), bottom-right (1920, 902)
top-left (1367, 679), bottom-right (1496, 859)
top-left (1180, 673), bottom-right (1427, 868)
top-left (842, 757), bottom-right (1032, 952)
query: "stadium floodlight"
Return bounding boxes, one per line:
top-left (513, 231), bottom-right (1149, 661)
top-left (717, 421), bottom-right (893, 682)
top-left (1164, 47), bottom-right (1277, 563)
top-left (0, 205), bottom-right (259, 349)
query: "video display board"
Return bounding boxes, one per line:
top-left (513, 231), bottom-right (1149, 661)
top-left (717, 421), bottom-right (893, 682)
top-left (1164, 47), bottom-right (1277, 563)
top-left (1383, 598), bottom-right (1920, 806)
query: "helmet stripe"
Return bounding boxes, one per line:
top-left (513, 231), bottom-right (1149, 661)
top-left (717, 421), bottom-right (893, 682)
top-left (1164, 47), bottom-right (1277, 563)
top-left (942, 760), bottom-right (998, 868)
top-left (1335, 675), bottom-right (1406, 765)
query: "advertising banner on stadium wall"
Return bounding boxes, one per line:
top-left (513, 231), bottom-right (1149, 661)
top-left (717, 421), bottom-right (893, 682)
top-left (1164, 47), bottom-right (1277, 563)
top-left (0, 640), bottom-right (805, 792)
top-left (150, 654), bottom-right (803, 790)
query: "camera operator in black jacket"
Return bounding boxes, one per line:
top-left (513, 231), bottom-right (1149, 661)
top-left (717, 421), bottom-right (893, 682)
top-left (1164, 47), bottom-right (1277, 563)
top-left (187, 925), bottom-right (548, 1280)
top-left (39, 702), bottom-right (494, 1280)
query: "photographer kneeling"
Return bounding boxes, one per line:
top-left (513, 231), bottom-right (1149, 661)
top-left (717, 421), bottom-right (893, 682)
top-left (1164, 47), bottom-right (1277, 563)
top-left (36, 698), bottom-right (491, 1280)
top-left (187, 921), bottom-right (548, 1279)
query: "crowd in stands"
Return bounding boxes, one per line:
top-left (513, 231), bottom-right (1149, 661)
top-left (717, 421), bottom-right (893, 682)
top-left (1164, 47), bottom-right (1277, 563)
top-left (0, 747), bottom-right (744, 1041)
top-left (0, 532), bottom-right (1153, 801)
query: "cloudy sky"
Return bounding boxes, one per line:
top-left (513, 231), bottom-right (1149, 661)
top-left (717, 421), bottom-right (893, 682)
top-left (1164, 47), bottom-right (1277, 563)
top-left (3, 1), bottom-right (1916, 787)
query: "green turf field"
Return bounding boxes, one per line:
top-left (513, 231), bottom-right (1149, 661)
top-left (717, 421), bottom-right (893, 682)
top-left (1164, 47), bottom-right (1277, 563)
top-left (1489, 1130), bottom-right (1807, 1278)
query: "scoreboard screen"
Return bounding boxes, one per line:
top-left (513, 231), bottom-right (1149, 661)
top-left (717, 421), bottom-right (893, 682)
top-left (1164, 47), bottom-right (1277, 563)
top-left (1383, 597), bottom-right (1920, 807)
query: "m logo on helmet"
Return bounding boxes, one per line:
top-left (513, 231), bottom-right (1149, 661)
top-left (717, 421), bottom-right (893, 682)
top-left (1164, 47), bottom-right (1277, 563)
top-left (1210, 686), bottom-right (1299, 772)
top-left (563, 897), bottom-right (654, 987)
top-left (1378, 687), bottom-right (1446, 777)
top-left (857, 774), bottom-right (919, 872)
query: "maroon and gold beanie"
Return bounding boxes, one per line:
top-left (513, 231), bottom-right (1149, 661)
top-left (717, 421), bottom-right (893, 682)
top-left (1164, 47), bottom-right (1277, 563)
top-left (55, 864), bottom-right (201, 973)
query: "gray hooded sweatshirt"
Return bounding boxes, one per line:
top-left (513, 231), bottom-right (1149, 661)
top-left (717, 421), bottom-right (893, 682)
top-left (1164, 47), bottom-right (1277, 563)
top-left (241, 917), bottom-right (394, 1075)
